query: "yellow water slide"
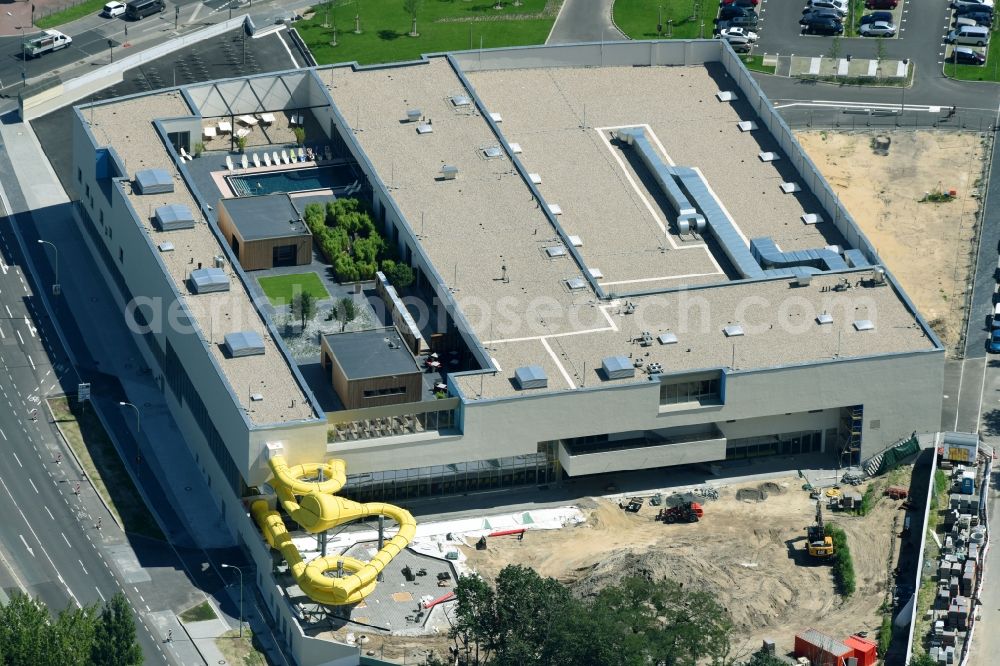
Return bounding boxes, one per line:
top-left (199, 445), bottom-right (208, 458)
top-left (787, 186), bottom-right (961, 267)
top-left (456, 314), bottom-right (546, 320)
top-left (251, 455), bottom-right (417, 605)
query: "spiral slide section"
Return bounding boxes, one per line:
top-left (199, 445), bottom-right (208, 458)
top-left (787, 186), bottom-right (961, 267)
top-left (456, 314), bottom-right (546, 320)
top-left (252, 455), bottom-right (417, 605)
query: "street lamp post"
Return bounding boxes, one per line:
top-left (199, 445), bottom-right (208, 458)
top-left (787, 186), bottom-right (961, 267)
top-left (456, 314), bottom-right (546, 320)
top-left (36, 239), bottom-right (59, 295)
top-left (16, 26), bottom-right (27, 88)
top-left (107, 39), bottom-right (113, 64)
top-left (118, 401), bottom-right (140, 466)
top-left (221, 564), bottom-right (244, 637)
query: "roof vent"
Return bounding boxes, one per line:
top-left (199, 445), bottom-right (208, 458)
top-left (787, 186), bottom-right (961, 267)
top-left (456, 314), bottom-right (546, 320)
top-left (737, 121), bottom-right (758, 132)
top-left (548, 204), bottom-right (563, 216)
top-left (134, 168), bottom-right (174, 194)
top-left (514, 365), bottom-right (547, 390)
top-left (482, 146), bottom-right (503, 159)
top-left (153, 204), bottom-right (195, 231)
top-left (716, 91), bottom-right (737, 102)
top-left (157, 241), bottom-right (175, 253)
top-left (529, 173), bottom-right (541, 185)
top-left (224, 331), bottom-right (266, 358)
top-left (565, 277), bottom-right (587, 290)
top-left (489, 112), bottom-right (503, 123)
top-left (853, 319), bottom-right (875, 331)
top-left (545, 246), bottom-right (566, 258)
top-left (816, 312), bottom-right (833, 325)
top-left (568, 235), bottom-right (583, 247)
top-left (646, 362), bottom-right (664, 375)
top-left (780, 182), bottom-right (801, 194)
top-left (759, 152), bottom-right (780, 162)
top-left (440, 165), bottom-right (458, 180)
top-left (188, 267), bottom-right (229, 294)
top-left (588, 267), bottom-right (604, 279)
top-left (794, 274), bottom-right (812, 287)
top-left (509, 142), bottom-right (522, 154)
top-left (250, 393), bottom-right (264, 402)
top-left (416, 124), bottom-right (433, 135)
top-left (406, 108), bottom-right (422, 122)
top-left (801, 213), bottom-right (822, 225)
top-left (602, 356), bottom-right (635, 380)
top-left (723, 324), bottom-right (745, 337)
top-left (658, 332), bottom-right (678, 345)
top-left (450, 95), bottom-right (471, 107)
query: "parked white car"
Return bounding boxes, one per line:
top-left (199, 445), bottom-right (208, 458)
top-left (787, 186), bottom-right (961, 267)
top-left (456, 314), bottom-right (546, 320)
top-left (858, 21), bottom-right (897, 36)
top-left (953, 0), bottom-right (994, 8)
top-left (718, 27), bottom-right (760, 42)
top-left (101, 1), bottom-right (126, 17)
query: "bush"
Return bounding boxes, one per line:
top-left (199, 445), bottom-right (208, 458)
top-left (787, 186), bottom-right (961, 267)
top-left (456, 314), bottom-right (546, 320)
top-left (381, 259), bottom-right (415, 288)
top-left (877, 613), bottom-right (892, 655)
top-left (826, 523), bottom-right (855, 596)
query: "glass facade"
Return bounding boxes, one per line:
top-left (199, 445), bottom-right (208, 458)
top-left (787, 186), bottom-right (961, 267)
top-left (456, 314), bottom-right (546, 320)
top-left (725, 430), bottom-right (823, 460)
top-left (341, 443), bottom-right (559, 502)
top-left (660, 378), bottom-right (720, 405)
top-left (329, 408), bottom-right (456, 442)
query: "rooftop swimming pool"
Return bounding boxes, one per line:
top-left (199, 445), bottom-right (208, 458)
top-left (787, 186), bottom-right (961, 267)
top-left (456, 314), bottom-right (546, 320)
top-left (227, 165), bottom-right (358, 196)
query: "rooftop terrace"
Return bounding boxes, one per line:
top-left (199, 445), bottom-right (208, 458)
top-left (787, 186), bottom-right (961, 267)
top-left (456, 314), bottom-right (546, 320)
top-left (84, 92), bottom-right (316, 425)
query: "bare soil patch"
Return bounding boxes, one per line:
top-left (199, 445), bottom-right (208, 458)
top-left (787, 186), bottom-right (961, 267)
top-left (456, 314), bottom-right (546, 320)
top-left (796, 130), bottom-right (989, 352)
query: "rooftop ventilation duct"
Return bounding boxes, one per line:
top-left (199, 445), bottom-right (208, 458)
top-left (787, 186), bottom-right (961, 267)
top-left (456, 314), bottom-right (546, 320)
top-left (406, 108), bottom-right (421, 122)
top-left (450, 95), bottom-right (471, 107)
top-left (188, 267), bottom-right (229, 294)
top-left (545, 246), bottom-right (566, 258)
top-left (723, 324), bottom-right (745, 338)
top-left (153, 204), bottom-right (196, 231)
top-left (853, 319), bottom-right (875, 331)
top-left (602, 356), bottom-right (635, 380)
top-left (658, 332), bottom-right (678, 345)
top-left (134, 168), bottom-right (174, 194)
top-left (816, 313), bottom-right (833, 325)
top-left (482, 146), bottom-right (502, 159)
top-left (565, 277), bottom-right (586, 290)
top-left (223, 331), bottom-right (265, 358)
top-left (514, 365), bottom-right (547, 390)
top-left (157, 241), bottom-right (175, 252)
top-left (440, 165), bottom-right (458, 180)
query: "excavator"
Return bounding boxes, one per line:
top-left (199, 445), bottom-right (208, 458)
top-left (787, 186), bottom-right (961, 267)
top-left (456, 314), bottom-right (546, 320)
top-left (805, 499), bottom-right (834, 558)
top-left (252, 454), bottom-right (416, 605)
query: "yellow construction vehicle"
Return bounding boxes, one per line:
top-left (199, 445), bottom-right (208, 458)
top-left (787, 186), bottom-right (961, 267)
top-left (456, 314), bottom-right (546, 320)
top-left (806, 500), bottom-right (834, 558)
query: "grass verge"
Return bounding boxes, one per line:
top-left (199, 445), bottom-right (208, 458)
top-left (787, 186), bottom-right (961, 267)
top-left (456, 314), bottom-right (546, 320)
top-left (179, 600), bottom-right (218, 623)
top-left (216, 629), bottom-right (266, 665)
top-left (47, 397), bottom-right (164, 541)
top-left (298, 0), bottom-right (556, 66)
top-left (846, 0), bottom-right (866, 36)
top-left (739, 54), bottom-right (776, 74)
top-left (946, 28), bottom-right (1000, 81)
top-left (36, 0), bottom-right (106, 29)
top-left (825, 523), bottom-right (855, 596)
top-left (613, 0), bottom-right (707, 40)
top-left (257, 272), bottom-right (330, 306)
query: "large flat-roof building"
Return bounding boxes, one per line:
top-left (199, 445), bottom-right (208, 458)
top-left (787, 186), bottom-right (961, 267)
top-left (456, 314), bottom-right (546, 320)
top-left (71, 40), bottom-right (943, 665)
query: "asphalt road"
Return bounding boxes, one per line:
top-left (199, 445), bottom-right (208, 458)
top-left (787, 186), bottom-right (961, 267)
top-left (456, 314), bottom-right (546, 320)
top-left (0, 205), bottom-right (174, 663)
top-left (546, 0), bottom-right (624, 44)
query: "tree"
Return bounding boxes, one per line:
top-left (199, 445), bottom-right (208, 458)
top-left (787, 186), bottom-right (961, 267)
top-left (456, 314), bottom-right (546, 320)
top-left (0, 592), bottom-right (50, 665)
top-left (51, 605), bottom-right (100, 666)
top-left (382, 259), bottom-right (415, 288)
top-left (90, 593), bottom-right (142, 666)
top-left (335, 297), bottom-right (357, 332)
top-left (403, 0), bottom-right (421, 36)
top-left (292, 291), bottom-right (317, 329)
top-left (746, 647), bottom-right (789, 666)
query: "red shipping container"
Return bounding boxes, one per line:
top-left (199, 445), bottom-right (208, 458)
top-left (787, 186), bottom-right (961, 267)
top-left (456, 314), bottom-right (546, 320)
top-left (844, 635), bottom-right (878, 666)
top-left (795, 629), bottom-right (852, 666)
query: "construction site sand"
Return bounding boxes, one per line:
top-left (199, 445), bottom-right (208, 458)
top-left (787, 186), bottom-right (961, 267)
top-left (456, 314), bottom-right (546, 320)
top-left (796, 131), bottom-right (988, 352)
top-left (369, 474), bottom-right (908, 662)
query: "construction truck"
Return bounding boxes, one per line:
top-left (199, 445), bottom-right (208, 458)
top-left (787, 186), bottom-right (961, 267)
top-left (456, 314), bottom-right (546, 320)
top-left (656, 501), bottom-right (704, 523)
top-left (23, 30), bottom-right (72, 58)
top-left (619, 497), bottom-right (643, 513)
top-left (806, 500), bottom-right (835, 558)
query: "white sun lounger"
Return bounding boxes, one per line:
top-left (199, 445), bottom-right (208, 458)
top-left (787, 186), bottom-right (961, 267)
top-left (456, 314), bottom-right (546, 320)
top-left (238, 115), bottom-right (258, 126)
top-left (217, 120), bottom-right (232, 134)
top-left (241, 154), bottom-right (249, 170)
top-left (298, 147), bottom-right (305, 162)
top-left (324, 145), bottom-right (332, 160)
top-left (260, 112), bottom-right (276, 125)
top-left (179, 146), bottom-right (191, 162)
top-left (280, 150), bottom-right (289, 164)
top-left (225, 155), bottom-right (234, 172)
top-left (272, 151), bottom-right (281, 166)
top-left (263, 152), bottom-right (271, 167)
top-left (252, 153), bottom-right (261, 168)
top-left (203, 126), bottom-right (217, 140)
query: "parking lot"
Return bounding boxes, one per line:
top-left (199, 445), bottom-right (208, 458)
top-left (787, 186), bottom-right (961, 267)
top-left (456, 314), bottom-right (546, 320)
top-left (729, 0), bottom-right (994, 75)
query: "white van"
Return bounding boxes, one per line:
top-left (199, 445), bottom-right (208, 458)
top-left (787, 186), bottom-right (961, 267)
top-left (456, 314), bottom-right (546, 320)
top-left (947, 25), bottom-right (991, 45)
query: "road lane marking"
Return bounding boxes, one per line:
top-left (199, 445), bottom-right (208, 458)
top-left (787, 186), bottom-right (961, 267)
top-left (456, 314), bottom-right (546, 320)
top-left (95, 586), bottom-right (105, 602)
top-left (190, 3), bottom-right (203, 22)
top-left (28, 478), bottom-right (38, 494)
top-left (79, 559), bottom-right (88, 574)
top-left (16, 329), bottom-right (23, 345)
top-left (12, 450), bottom-right (20, 465)
top-left (4, 305), bottom-right (10, 317)
top-left (19, 534), bottom-right (34, 556)
top-left (45, 507), bottom-right (54, 521)
top-left (62, 532), bottom-right (71, 547)
top-left (23, 317), bottom-right (34, 337)
top-left (27, 355), bottom-right (34, 370)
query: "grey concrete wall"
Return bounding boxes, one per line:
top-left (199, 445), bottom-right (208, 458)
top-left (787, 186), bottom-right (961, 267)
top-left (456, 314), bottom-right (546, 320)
top-left (329, 347), bottom-right (941, 474)
top-left (450, 39), bottom-right (720, 72)
top-left (559, 437), bottom-right (726, 476)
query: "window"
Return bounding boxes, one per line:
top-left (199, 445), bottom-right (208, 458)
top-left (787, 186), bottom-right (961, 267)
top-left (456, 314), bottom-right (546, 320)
top-left (363, 386), bottom-right (406, 398)
top-left (659, 378), bottom-right (720, 405)
top-left (77, 168), bottom-right (82, 183)
top-left (99, 210), bottom-right (104, 225)
top-left (118, 247), bottom-right (123, 263)
top-left (85, 184), bottom-right (90, 199)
